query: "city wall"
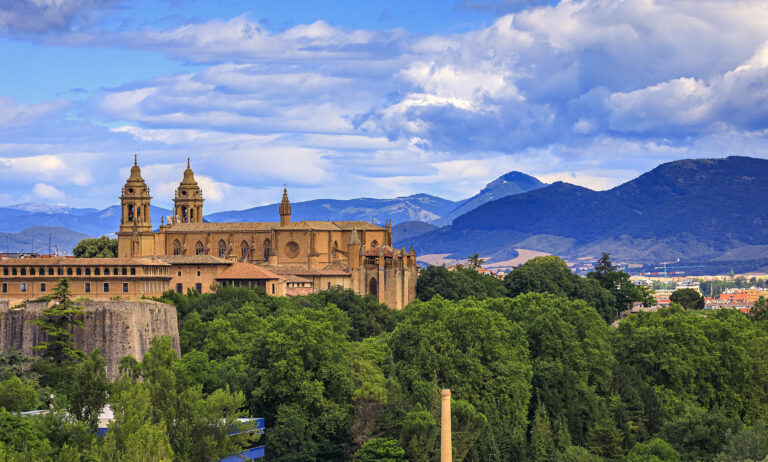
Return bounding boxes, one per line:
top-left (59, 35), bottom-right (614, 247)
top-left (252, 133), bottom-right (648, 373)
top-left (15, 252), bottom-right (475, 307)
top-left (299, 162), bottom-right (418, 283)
top-left (0, 299), bottom-right (180, 379)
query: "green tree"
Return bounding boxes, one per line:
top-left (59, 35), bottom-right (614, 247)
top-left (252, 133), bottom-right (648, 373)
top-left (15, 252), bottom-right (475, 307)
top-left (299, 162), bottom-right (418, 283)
top-left (531, 403), bottom-right (555, 462)
top-left (0, 376), bottom-right (37, 412)
top-left (399, 404), bottom-right (437, 462)
top-left (466, 253), bottom-right (485, 269)
top-left (98, 380), bottom-right (174, 462)
top-left (68, 348), bottom-right (109, 431)
top-left (551, 446), bottom-right (603, 462)
top-left (389, 298), bottom-right (532, 460)
top-left (587, 253), bottom-right (654, 316)
top-left (669, 288), bottom-right (705, 310)
top-left (31, 278), bottom-right (84, 363)
top-left (504, 256), bottom-right (617, 322)
top-left (72, 236), bottom-right (118, 258)
top-left (626, 438), bottom-right (680, 462)
top-left (137, 336), bottom-right (255, 462)
top-left (715, 420), bottom-right (768, 462)
top-left (354, 437), bottom-right (406, 461)
top-left (751, 296), bottom-right (768, 322)
top-left (416, 265), bottom-right (505, 301)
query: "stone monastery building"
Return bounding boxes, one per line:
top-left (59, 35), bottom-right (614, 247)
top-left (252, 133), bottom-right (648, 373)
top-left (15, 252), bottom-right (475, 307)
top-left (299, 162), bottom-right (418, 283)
top-left (1, 158), bottom-right (418, 309)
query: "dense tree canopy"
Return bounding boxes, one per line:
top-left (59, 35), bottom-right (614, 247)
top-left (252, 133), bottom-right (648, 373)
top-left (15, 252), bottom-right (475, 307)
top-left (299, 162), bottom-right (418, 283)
top-left (670, 288), bottom-right (706, 310)
top-left (72, 236), bottom-right (117, 258)
top-left (3, 266), bottom-right (768, 461)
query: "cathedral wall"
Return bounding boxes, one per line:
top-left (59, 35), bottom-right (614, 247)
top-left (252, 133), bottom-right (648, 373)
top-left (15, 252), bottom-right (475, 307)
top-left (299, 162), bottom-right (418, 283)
top-left (0, 300), bottom-right (180, 379)
top-left (169, 263), bottom-right (229, 294)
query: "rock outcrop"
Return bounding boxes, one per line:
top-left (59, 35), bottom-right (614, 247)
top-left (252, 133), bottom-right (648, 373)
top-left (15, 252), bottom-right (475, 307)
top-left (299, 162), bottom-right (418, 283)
top-left (0, 299), bottom-right (180, 379)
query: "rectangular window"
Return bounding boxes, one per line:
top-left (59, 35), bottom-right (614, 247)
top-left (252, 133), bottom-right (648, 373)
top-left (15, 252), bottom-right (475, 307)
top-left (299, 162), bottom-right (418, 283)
top-left (85, 282), bottom-right (91, 293)
top-left (1, 283), bottom-right (6, 293)
top-left (103, 282), bottom-right (110, 293)
top-left (176, 283), bottom-right (183, 294)
top-left (130, 268), bottom-right (136, 275)
top-left (123, 282), bottom-right (129, 293)
top-left (20, 283), bottom-right (27, 292)
top-left (57, 268), bottom-right (62, 276)
top-left (40, 283), bottom-right (46, 292)
top-left (2, 268), bottom-right (7, 275)
top-left (197, 270), bottom-right (201, 277)
top-left (195, 283), bottom-right (202, 293)
top-left (12, 268), bottom-right (17, 276)
top-left (66, 268), bottom-right (72, 275)
top-left (48, 268), bottom-right (54, 276)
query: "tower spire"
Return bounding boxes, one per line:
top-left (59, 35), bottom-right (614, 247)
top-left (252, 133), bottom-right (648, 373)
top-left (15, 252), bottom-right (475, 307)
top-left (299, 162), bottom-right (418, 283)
top-left (279, 187), bottom-right (292, 226)
top-left (134, 153), bottom-right (137, 166)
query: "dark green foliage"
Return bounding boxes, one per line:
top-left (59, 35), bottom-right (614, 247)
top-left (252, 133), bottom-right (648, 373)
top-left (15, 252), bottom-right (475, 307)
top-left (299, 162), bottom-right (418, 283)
top-left (0, 376), bottom-right (37, 411)
top-left (389, 298), bottom-right (532, 460)
top-left (587, 253), bottom-right (654, 314)
top-left (716, 420), bottom-right (768, 462)
top-left (625, 438), bottom-right (680, 462)
top-left (68, 348), bottom-right (109, 431)
top-left (354, 437), bottom-right (406, 461)
top-left (751, 296), bottom-right (768, 321)
top-left (303, 287), bottom-right (396, 340)
top-left (72, 236), bottom-right (117, 258)
top-left (416, 265), bottom-right (505, 301)
top-left (31, 278), bottom-right (84, 363)
top-left (670, 288), bottom-right (705, 310)
top-left (504, 256), bottom-right (618, 322)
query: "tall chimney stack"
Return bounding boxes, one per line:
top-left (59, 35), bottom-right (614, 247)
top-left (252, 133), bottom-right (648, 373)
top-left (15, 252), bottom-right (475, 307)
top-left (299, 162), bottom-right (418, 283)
top-left (441, 388), bottom-right (451, 462)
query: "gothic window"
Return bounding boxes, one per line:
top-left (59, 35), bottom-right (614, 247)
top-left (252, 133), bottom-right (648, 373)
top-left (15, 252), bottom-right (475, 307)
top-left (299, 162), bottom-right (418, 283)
top-left (369, 277), bottom-right (378, 297)
top-left (173, 239), bottom-right (182, 255)
top-left (218, 240), bottom-right (227, 258)
top-left (370, 240), bottom-right (379, 249)
top-left (195, 241), bottom-right (204, 255)
top-left (241, 241), bottom-right (250, 261)
top-left (263, 239), bottom-right (271, 260)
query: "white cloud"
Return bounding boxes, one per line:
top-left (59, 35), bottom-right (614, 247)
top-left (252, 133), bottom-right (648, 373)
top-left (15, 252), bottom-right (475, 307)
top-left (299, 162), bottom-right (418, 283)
top-left (33, 182), bottom-right (64, 200)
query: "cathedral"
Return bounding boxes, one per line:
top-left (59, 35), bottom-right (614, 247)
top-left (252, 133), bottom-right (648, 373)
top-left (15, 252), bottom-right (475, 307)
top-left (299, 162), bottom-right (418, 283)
top-left (115, 158), bottom-right (418, 308)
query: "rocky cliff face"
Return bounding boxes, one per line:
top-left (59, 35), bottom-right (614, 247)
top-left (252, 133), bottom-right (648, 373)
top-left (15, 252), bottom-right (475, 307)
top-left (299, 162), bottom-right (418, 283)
top-left (0, 299), bottom-right (180, 379)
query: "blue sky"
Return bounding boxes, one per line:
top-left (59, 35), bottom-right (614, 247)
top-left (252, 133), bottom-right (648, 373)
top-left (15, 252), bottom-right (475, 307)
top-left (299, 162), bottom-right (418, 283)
top-left (1, 0), bottom-right (768, 212)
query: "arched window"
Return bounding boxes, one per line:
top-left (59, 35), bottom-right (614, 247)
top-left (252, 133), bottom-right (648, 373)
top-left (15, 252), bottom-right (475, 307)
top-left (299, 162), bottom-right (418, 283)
top-left (127, 204), bottom-right (134, 221)
top-left (190, 208), bottom-right (195, 221)
top-left (195, 241), bottom-right (204, 255)
top-left (241, 241), bottom-right (250, 261)
top-left (332, 241), bottom-right (338, 259)
top-left (369, 277), bottom-right (378, 297)
top-left (173, 239), bottom-right (182, 255)
top-left (263, 239), bottom-right (271, 260)
top-left (182, 206), bottom-right (188, 223)
top-left (136, 205), bottom-right (141, 222)
top-left (370, 240), bottom-right (379, 249)
top-left (218, 240), bottom-right (227, 258)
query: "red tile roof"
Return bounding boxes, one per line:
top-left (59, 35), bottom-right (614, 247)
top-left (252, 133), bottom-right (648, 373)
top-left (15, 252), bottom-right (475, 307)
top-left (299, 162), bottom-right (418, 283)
top-left (215, 261), bottom-right (283, 280)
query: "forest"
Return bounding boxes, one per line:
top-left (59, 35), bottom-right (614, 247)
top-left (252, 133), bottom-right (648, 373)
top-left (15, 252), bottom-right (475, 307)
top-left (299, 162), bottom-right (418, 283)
top-left (0, 255), bottom-right (767, 461)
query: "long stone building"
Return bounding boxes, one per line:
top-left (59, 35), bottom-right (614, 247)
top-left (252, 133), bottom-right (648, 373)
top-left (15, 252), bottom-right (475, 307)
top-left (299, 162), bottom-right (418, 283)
top-left (0, 158), bottom-right (418, 308)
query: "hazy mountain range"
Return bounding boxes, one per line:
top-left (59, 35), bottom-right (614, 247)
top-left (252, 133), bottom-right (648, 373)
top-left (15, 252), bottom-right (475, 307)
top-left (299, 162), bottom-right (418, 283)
top-left (0, 171), bottom-right (543, 255)
top-left (406, 156), bottom-right (768, 266)
top-left (4, 157), bottom-right (768, 272)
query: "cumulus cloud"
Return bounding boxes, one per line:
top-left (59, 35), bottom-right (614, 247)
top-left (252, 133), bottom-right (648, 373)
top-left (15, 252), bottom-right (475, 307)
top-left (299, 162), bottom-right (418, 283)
top-left (0, 0), bottom-right (121, 36)
top-left (33, 182), bottom-right (64, 200)
top-left (4, 0), bottom-right (768, 210)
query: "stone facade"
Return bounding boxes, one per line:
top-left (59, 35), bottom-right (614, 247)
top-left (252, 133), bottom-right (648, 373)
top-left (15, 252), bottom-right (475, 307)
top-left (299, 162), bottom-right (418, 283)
top-left (0, 299), bottom-right (180, 379)
top-left (116, 160), bottom-right (418, 308)
top-left (0, 257), bottom-right (172, 300)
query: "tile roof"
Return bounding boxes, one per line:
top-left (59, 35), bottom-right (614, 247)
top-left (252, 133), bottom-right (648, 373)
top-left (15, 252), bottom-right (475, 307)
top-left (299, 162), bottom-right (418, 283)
top-left (215, 261), bottom-right (284, 280)
top-left (154, 255), bottom-right (232, 265)
top-left (282, 274), bottom-right (313, 283)
top-left (0, 257), bottom-right (169, 266)
top-left (162, 220), bottom-right (384, 233)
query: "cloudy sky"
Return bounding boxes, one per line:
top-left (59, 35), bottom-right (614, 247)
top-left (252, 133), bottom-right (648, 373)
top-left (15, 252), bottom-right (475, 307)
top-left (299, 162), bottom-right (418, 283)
top-left (1, 0), bottom-right (768, 212)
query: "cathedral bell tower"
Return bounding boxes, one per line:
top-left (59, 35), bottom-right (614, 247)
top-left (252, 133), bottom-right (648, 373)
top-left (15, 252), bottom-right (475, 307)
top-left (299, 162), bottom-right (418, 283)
top-left (117, 155), bottom-right (155, 257)
top-left (173, 158), bottom-right (204, 223)
top-left (279, 187), bottom-right (291, 226)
